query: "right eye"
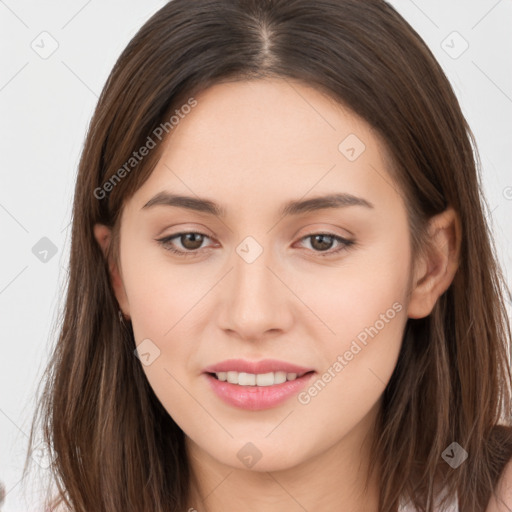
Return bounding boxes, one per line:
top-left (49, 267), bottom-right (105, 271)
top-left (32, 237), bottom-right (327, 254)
top-left (157, 231), bottom-right (214, 257)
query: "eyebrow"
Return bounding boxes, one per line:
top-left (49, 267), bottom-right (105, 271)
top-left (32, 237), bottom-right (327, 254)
top-left (141, 191), bottom-right (374, 217)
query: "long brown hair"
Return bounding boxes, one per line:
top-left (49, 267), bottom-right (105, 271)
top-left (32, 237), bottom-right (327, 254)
top-left (22, 1), bottom-right (512, 510)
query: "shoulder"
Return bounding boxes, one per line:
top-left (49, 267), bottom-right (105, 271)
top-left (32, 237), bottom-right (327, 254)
top-left (485, 457), bottom-right (512, 512)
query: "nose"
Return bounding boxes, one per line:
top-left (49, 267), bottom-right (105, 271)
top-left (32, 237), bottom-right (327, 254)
top-left (217, 242), bottom-right (295, 342)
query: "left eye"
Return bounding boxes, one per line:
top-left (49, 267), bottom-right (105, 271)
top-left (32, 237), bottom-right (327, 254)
top-left (297, 233), bottom-right (354, 255)
top-left (157, 232), bottom-right (354, 257)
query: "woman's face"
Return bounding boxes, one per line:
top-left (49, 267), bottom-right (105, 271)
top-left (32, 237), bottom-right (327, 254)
top-left (102, 79), bottom-right (415, 471)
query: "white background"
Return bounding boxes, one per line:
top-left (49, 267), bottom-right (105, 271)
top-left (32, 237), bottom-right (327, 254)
top-left (0, 1), bottom-right (511, 510)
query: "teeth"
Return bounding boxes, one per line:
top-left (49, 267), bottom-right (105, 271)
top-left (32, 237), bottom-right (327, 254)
top-left (215, 371), bottom-right (302, 386)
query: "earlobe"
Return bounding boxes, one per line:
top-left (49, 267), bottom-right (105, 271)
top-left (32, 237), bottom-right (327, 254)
top-left (407, 207), bottom-right (461, 319)
top-left (93, 223), bottom-right (131, 319)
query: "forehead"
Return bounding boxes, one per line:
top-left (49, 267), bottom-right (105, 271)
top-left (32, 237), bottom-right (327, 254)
top-left (127, 79), bottom-right (402, 216)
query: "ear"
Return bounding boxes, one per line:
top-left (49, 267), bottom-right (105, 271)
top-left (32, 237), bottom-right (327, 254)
top-left (93, 223), bottom-right (130, 319)
top-left (407, 206), bottom-right (461, 319)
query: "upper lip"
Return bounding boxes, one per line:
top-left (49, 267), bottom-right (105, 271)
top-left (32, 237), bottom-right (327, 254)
top-left (203, 359), bottom-right (314, 375)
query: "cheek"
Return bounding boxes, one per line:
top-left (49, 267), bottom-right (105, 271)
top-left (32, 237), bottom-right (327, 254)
top-left (119, 240), bottom-right (201, 381)
top-left (122, 252), bottom-right (203, 424)
top-left (121, 236), bottom-right (201, 335)
top-left (292, 227), bottom-right (411, 346)
top-left (291, 225), bottom-right (411, 405)
top-left (294, 271), bottom-right (408, 459)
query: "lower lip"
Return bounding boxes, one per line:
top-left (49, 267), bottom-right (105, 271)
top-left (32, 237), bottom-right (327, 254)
top-left (204, 372), bottom-right (315, 411)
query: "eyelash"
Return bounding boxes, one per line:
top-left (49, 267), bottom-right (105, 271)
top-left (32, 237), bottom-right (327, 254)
top-left (156, 231), bottom-right (355, 258)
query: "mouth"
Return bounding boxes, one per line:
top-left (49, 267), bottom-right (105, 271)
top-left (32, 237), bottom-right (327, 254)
top-left (202, 358), bottom-right (316, 410)
top-left (203, 364), bottom-right (316, 411)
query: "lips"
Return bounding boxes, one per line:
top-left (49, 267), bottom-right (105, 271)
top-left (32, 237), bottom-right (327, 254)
top-left (203, 358), bottom-right (316, 410)
top-left (203, 358), bottom-right (314, 375)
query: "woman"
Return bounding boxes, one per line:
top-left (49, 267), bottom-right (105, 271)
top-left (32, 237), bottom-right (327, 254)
top-left (23, 0), bottom-right (512, 510)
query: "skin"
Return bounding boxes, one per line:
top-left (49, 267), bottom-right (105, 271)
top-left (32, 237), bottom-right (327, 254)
top-left (94, 78), bottom-right (461, 511)
top-left (487, 460), bottom-right (512, 511)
